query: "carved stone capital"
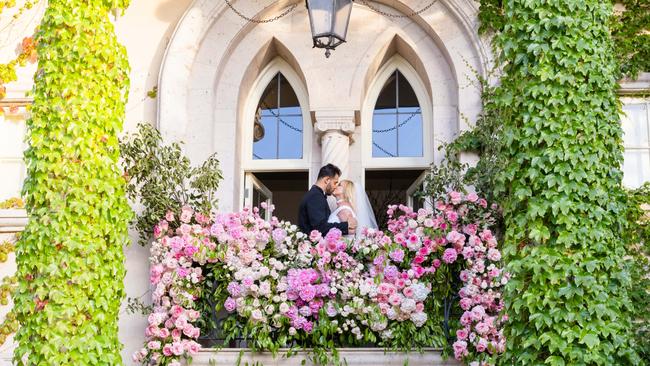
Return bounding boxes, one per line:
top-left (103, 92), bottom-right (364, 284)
top-left (313, 110), bottom-right (356, 135)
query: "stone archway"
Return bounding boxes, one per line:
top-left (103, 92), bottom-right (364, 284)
top-left (157, 0), bottom-right (493, 212)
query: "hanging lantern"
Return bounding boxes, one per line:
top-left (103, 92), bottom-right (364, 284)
top-left (306, 0), bottom-right (353, 58)
top-left (253, 108), bottom-right (265, 142)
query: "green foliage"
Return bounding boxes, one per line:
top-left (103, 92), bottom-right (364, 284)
top-left (420, 72), bottom-right (506, 207)
top-left (624, 183), bottom-right (650, 362)
top-left (611, 1), bottom-right (650, 79)
top-left (14, 0), bottom-right (132, 364)
top-left (478, 0), bottom-right (650, 80)
top-left (493, 2), bottom-right (640, 364)
top-left (119, 123), bottom-right (223, 245)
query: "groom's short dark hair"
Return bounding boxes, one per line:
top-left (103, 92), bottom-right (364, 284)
top-left (317, 164), bottom-right (341, 180)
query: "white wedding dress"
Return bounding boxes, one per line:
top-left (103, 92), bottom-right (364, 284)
top-left (328, 205), bottom-right (356, 224)
top-left (327, 182), bottom-right (378, 236)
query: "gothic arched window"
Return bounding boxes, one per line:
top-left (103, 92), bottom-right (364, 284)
top-left (253, 72), bottom-right (303, 160)
top-left (372, 70), bottom-right (423, 158)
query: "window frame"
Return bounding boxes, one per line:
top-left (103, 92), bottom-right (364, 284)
top-left (362, 55), bottom-right (433, 170)
top-left (620, 97), bottom-right (650, 188)
top-left (242, 58), bottom-right (313, 171)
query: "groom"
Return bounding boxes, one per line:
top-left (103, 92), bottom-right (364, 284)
top-left (298, 164), bottom-right (357, 236)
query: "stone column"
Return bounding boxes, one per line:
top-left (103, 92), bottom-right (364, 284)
top-left (314, 110), bottom-right (356, 178)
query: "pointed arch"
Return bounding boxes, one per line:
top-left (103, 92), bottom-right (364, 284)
top-left (362, 55), bottom-right (434, 169)
top-left (240, 57), bottom-right (313, 171)
top-left (355, 33), bottom-right (435, 109)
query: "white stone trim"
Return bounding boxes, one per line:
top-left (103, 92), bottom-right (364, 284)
top-left (362, 55), bottom-right (434, 170)
top-left (188, 348), bottom-right (460, 366)
top-left (241, 57), bottom-right (313, 172)
top-left (238, 58), bottom-right (313, 210)
top-left (0, 209), bottom-right (27, 233)
top-left (619, 72), bottom-right (650, 95)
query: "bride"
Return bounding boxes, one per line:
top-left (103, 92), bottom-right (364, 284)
top-left (328, 179), bottom-right (378, 236)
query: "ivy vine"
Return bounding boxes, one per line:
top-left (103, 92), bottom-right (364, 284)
top-left (14, 0), bottom-right (132, 364)
top-left (478, 0), bottom-right (650, 80)
top-left (493, 2), bottom-right (640, 364)
top-left (0, 36), bottom-right (37, 102)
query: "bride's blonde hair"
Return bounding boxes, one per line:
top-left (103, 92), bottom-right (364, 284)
top-left (341, 179), bottom-right (356, 211)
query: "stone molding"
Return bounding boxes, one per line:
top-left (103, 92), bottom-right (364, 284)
top-left (188, 348), bottom-right (461, 366)
top-left (619, 72), bottom-right (650, 95)
top-left (0, 209), bottom-right (28, 234)
top-left (313, 110), bottom-right (357, 136)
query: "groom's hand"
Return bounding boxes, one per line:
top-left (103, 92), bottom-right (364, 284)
top-left (348, 217), bottom-right (358, 234)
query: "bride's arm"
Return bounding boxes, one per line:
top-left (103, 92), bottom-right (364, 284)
top-left (337, 208), bottom-right (352, 222)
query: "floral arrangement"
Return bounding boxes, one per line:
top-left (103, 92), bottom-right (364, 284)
top-left (134, 192), bottom-right (508, 366)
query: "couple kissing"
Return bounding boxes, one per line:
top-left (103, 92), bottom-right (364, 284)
top-left (298, 164), bottom-right (377, 238)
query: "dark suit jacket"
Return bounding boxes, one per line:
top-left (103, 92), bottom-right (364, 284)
top-left (298, 185), bottom-right (349, 236)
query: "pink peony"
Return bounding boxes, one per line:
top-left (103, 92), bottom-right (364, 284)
top-left (165, 211), bottom-right (175, 221)
top-left (442, 248), bottom-right (458, 264)
top-left (299, 286), bottom-right (316, 302)
top-left (456, 328), bottom-right (468, 340)
top-left (162, 344), bottom-right (173, 357)
top-left (476, 337), bottom-right (488, 352)
top-left (449, 191), bottom-right (462, 205)
top-left (389, 249), bottom-right (405, 263)
top-left (487, 248), bottom-right (501, 261)
top-left (171, 341), bottom-right (184, 356)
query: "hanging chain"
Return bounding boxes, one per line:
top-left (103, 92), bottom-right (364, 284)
top-left (373, 142), bottom-right (396, 157)
top-left (260, 102), bottom-right (304, 133)
top-left (372, 109), bottom-right (421, 133)
top-left (358, 0), bottom-right (438, 18)
top-left (224, 0), bottom-right (297, 23)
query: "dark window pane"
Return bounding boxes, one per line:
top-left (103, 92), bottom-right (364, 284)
top-left (375, 72), bottom-right (397, 111)
top-left (259, 73), bottom-right (279, 116)
top-left (397, 71), bottom-right (418, 108)
top-left (279, 74), bottom-right (300, 109)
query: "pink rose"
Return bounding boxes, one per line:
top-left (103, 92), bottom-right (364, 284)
top-left (476, 337), bottom-right (488, 352)
top-left (224, 297), bottom-right (237, 312)
top-left (162, 344), bottom-right (173, 357)
top-left (165, 211), bottom-right (175, 221)
top-left (487, 248), bottom-right (501, 261)
top-left (442, 248), bottom-right (457, 264)
top-left (171, 341), bottom-right (184, 356)
top-left (449, 191), bottom-right (462, 205)
top-left (456, 328), bottom-right (468, 340)
top-left (389, 249), bottom-right (405, 263)
top-left (459, 298), bottom-right (473, 310)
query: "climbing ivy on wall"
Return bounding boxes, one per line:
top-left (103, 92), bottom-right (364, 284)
top-left (492, 2), bottom-right (640, 364)
top-left (14, 0), bottom-right (132, 364)
top-left (478, 0), bottom-right (650, 80)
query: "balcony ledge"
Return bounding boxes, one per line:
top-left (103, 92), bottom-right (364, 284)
top-left (189, 348), bottom-right (460, 366)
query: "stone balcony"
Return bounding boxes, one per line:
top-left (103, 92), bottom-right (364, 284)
top-left (189, 348), bottom-right (460, 366)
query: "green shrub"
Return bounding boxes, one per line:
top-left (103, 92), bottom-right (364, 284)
top-left (119, 123), bottom-right (222, 245)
